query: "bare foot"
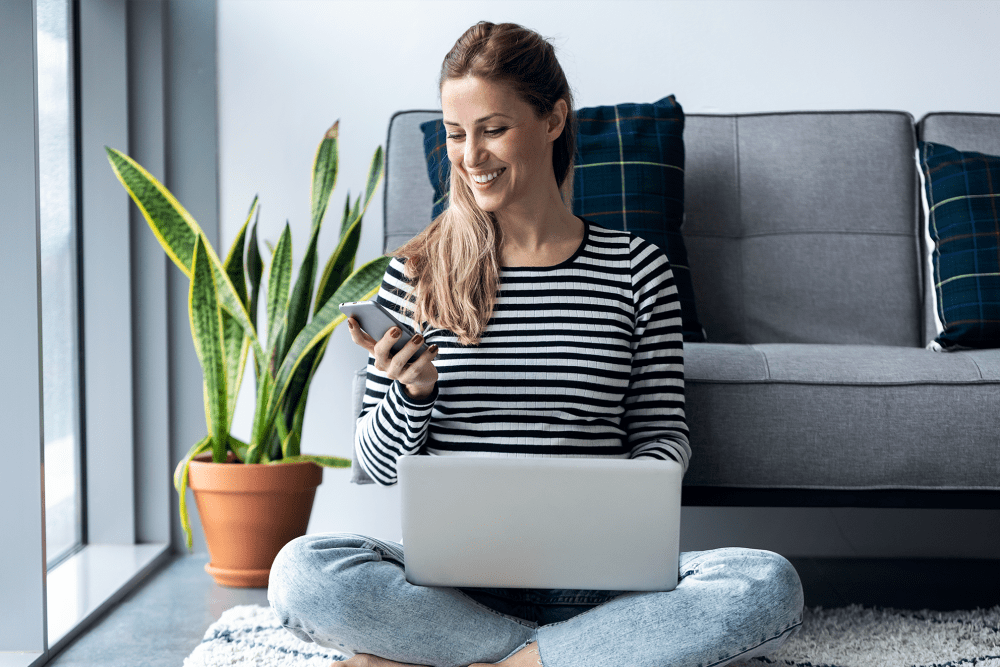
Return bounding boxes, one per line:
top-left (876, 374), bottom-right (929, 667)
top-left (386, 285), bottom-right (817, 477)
top-left (470, 641), bottom-right (543, 667)
top-left (331, 654), bottom-right (430, 667)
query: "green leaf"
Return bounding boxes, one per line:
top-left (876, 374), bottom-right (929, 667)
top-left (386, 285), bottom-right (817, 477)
top-left (174, 436), bottom-right (212, 552)
top-left (281, 227), bottom-right (320, 365)
top-left (311, 121), bottom-right (339, 231)
top-left (224, 197), bottom-right (255, 309)
top-left (273, 454), bottom-right (351, 468)
top-left (221, 201), bottom-right (256, 426)
top-left (359, 145), bottom-right (384, 228)
top-left (318, 145), bottom-right (383, 312)
top-left (105, 147), bottom-right (264, 365)
top-left (220, 313), bottom-right (248, 429)
top-left (263, 256), bottom-right (391, 434)
top-left (228, 434), bottom-right (250, 463)
top-left (246, 366), bottom-right (274, 464)
top-left (189, 235), bottom-right (229, 463)
top-left (266, 223), bottom-right (293, 354)
top-left (106, 147), bottom-right (197, 274)
top-left (337, 193), bottom-right (351, 244)
top-left (278, 332), bottom-right (330, 460)
top-left (315, 213), bottom-right (362, 315)
top-left (247, 214), bottom-right (264, 379)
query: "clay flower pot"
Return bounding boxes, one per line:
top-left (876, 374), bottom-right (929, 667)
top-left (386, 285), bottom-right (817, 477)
top-left (185, 452), bottom-right (323, 588)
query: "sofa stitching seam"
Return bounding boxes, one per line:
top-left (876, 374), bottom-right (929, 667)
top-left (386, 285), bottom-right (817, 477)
top-left (734, 116), bottom-right (749, 342)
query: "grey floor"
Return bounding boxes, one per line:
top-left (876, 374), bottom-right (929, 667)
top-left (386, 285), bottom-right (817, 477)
top-left (47, 555), bottom-right (999, 667)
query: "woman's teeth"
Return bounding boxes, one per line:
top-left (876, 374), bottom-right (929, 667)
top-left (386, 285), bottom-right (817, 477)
top-left (472, 168), bottom-right (504, 184)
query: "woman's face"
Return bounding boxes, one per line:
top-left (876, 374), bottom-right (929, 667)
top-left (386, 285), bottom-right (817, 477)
top-left (440, 76), bottom-right (564, 215)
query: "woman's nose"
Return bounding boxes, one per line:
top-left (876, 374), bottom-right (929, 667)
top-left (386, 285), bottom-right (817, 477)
top-left (464, 135), bottom-right (487, 168)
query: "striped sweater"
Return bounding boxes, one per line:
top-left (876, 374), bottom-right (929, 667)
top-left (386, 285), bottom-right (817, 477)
top-left (355, 218), bottom-right (689, 486)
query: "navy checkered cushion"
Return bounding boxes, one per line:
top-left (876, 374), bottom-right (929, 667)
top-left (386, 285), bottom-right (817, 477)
top-left (418, 95), bottom-right (706, 342)
top-left (421, 119), bottom-right (450, 219)
top-left (918, 141), bottom-right (1000, 350)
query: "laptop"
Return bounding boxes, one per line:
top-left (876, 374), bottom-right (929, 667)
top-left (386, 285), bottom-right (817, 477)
top-left (398, 454), bottom-right (683, 591)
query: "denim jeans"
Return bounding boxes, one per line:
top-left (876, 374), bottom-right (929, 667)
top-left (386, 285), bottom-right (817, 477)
top-left (268, 532), bottom-right (804, 667)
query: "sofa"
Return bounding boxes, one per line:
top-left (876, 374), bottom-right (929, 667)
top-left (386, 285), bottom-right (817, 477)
top-left (351, 108), bottom-right (1000, 509)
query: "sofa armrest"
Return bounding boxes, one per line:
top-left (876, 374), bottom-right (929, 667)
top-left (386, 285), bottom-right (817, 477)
top-left (350, 367), bottom-right (375, 484)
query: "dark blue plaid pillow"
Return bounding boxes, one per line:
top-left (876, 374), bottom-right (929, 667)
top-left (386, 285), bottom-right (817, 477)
top-left (420, 118), bottom-right (450, 219)
top-left (419, 95), bottom-right (706, 342)
top-left (918, 141), bottom-right (1000, 350)
top-left (573, 95), bottom-right (703, 342)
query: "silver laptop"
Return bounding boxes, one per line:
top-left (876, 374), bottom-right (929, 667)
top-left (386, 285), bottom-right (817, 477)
top-left (398, 455), bottom-right (683, 592)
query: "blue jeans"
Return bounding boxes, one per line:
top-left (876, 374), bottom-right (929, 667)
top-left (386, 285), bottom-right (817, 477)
top-left (268, 532), bottom-right (804, 667)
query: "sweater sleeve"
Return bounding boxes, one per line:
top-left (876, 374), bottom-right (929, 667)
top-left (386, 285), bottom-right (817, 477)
top-left (354, 258), bottom-right (438, 486)
top-left (624, 239), bottom-right (691, 472)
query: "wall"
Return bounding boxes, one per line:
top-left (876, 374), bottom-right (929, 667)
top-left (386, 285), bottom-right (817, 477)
top-left (215, 0), bottom-right (1000, 557)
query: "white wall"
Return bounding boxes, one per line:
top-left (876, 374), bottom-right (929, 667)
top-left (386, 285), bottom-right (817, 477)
top-left (217, 0), bottom-right (1000, 557)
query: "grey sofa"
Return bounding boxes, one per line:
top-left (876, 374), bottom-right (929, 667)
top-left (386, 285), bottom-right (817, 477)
top-left (351, 109), bottom-right (1000, 509)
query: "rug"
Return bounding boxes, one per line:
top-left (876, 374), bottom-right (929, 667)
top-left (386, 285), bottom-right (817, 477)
top-left (184, 603), bottom-right (1000, 667)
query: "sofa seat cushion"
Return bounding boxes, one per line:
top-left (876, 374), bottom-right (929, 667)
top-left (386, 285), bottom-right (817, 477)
top-left (684, 343), bottom-right (1000, 490)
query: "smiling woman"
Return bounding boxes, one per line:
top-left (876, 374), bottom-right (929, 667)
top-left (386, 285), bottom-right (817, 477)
top-left (268, 20), bottom-right (801, 667)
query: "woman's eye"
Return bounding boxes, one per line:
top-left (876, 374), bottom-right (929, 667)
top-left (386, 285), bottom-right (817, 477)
top-left (485, 127), bottom-right (508, 136)
top-left (446, 133), bottom-right (464, 141)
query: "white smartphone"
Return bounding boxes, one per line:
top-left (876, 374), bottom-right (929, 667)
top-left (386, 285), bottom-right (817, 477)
top-left (339, 300), bottom-right (429, 361)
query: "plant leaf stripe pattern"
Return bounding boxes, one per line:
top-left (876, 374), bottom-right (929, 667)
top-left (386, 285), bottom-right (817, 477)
top-left (355, 219), bottom-right (689, 486)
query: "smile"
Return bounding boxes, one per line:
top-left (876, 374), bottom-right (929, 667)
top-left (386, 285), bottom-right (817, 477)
top-left (471, 168), bottom-right (506, 184)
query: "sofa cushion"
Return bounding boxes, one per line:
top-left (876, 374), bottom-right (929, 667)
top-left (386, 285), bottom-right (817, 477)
top-left (683, 112), bottom-right (921, 346)
top-left (418, 95), bottom-right (707, 342)
top-left (916, 141), bottom-right (1000, 350)
top-left (684, 343), bottom-right (1000, 491)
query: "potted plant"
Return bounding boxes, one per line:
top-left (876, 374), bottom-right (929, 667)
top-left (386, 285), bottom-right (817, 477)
top-left (106, 122), bottom-right (391, 587)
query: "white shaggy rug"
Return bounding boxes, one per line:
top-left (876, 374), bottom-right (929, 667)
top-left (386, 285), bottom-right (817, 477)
top-left (184, 603), bottom-right (1000, 667)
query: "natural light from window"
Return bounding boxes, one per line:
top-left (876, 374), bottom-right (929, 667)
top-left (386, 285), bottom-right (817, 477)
top-left (37, 0), bottom-right (84, 570)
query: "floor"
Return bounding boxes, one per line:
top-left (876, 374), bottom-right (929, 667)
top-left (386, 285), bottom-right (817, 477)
top-left (46, 555), bottom-right (999, 666)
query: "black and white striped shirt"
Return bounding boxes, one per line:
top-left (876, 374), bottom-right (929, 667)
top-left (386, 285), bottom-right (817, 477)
top-left (355, 219), bottom-right (689, 486)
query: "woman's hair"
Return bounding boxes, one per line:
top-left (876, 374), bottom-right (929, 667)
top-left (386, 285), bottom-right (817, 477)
top-left (391, 22), bottom-right (575, 346)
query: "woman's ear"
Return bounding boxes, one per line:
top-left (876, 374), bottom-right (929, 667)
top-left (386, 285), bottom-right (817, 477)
top-left (547, 98), bottom-right (569, 141)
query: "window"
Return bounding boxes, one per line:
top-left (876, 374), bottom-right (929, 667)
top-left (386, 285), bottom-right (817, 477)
top-left (1, 1), bottom-right (178, 663)
top-left (37, 0), bottom-right (85, 571)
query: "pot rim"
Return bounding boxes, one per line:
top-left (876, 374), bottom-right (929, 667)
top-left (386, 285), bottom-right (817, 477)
top-left (186, 452), bottom-right (324, 493)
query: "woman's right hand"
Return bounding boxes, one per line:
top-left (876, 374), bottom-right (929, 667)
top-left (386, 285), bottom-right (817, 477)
top-left (347, 316), bottom-right (439, 400)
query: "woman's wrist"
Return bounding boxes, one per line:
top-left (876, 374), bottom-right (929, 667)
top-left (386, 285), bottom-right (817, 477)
top-left (402, 382), bottom-right (435, 401)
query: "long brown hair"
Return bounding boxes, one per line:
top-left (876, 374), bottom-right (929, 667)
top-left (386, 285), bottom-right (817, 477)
top-left (391, 22), bottom-right (576, 346)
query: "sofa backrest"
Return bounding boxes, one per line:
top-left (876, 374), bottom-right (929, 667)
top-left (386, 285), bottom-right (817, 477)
top-left (383, 109), bottom-right (926, 347)
top-left (384, 110), bottom-right (440, 255)
top-left (916, 113), bottom-right (1000, 347)
top-left (684, 111), bottom-right (922, 346)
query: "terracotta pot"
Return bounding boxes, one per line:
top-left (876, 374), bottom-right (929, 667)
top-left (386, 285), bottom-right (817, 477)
top-left (184, 452), bottom-right (323, 588)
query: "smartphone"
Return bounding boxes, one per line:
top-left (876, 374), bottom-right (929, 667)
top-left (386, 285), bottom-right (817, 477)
top-left (339, 300), bottom-right (429, 361)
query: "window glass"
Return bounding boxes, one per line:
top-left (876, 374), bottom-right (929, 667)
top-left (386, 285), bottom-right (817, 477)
top-left (37, 0), bottom-right (84, 569)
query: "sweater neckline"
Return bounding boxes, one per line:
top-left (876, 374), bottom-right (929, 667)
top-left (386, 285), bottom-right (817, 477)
top-left (500, 217), bottom-right (589, 272)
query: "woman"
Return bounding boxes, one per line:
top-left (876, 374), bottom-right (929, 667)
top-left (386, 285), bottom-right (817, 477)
top-left (268, 21), bottom-right (803, 667)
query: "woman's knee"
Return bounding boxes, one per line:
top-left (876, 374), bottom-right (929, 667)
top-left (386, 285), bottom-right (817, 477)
top-left (268, 532), bottom-right (386, 625)
top-left (738, 549), bottom-right (804, 624)
top-left (694, 548), bottom-right (803, 620)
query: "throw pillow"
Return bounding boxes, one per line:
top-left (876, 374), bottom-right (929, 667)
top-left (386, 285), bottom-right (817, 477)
top-left (420, 118), bottom-right (450, 219)
top-left (419, 95), bottom-right (707, 342)
top-left (917, 141), bottom-right (1000, 350)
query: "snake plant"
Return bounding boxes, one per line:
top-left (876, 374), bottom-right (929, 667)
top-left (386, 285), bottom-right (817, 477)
top-left (106, 122), bottom-right (392, 549)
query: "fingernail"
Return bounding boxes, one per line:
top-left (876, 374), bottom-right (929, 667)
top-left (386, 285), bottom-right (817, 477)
top-left (391, 328), bottom-right (401, 338)
top-left (411, 334), bottom-right (423, 344)
top-left (347, 319), bottom-right (354, 330)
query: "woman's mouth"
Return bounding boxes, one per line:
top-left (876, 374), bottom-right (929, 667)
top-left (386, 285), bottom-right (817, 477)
top-left (470, 167), bottom-right (506, 187)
